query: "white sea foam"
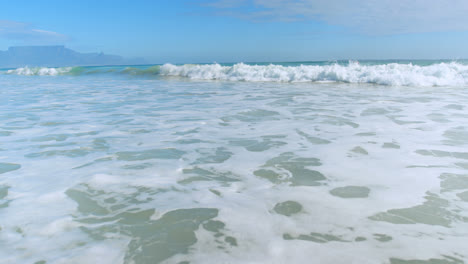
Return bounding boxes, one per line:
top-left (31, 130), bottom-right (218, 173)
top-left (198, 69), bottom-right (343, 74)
top-left (160, 62), bottom-right (468, 86)
top-left (6, 66), bottom-right (73, 76)
top-left (1, 74), bottom-right (468, 263)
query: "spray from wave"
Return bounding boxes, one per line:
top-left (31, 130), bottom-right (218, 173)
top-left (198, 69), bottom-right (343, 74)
top-left (4, 61), bottom-right (468, 86)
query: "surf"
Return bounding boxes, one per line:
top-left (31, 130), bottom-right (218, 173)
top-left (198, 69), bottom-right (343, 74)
top-left (3, 61), bottom-right (468, 87)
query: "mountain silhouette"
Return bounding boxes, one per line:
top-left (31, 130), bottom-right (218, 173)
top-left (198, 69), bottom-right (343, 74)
top-left (0, 46), bottom-right (146, 68)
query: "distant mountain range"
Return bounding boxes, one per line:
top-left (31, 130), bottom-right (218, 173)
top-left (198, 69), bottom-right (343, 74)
top-left (0, 46), bottom-right (146, 68)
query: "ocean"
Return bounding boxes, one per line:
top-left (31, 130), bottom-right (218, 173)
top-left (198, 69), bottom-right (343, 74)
top-left (1, 61), bottom-right (468, 263)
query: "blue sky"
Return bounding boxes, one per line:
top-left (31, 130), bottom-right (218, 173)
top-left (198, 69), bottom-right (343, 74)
top-left (1, 0), bottom-right (468, 63)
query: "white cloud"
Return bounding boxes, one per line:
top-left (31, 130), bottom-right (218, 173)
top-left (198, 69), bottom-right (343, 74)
top-left (204, 0), bottom-right (468, 34)
top-left (0, 20), bottom-right (69, 42)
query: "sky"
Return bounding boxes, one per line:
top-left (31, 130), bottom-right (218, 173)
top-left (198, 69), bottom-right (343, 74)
top-left (1, 0), bottom-right (468, 63)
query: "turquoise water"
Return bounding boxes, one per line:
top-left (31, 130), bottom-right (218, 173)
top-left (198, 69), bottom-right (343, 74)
top-left (1, 62), bottom-right (468, 263)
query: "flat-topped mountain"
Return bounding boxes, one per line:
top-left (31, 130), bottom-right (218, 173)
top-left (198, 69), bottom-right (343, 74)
top-left (0, 46), bottom-right (145, 68)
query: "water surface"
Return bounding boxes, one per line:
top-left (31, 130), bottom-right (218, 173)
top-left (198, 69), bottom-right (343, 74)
top-left (1, 64), bottom-right (468, 263)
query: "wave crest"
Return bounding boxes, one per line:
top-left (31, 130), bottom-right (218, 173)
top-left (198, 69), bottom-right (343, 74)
top-left (159, 62), bottom-right (468, 86)
top-left (6, 66), bottom-right (74, 76)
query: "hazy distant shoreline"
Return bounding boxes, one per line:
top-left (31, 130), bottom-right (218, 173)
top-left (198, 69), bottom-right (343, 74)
top-left (0, 45), bottom-right (146, 68)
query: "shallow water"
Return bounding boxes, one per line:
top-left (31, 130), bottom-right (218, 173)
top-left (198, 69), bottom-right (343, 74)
top-left (1, 74), bottom-right (468, 263)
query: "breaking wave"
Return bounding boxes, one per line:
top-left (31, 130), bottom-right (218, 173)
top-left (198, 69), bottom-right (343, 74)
top-left (159, 62), bottom-right (468, 86)
top-left (4, 61), bottom-right (468, 86)
top-left (6, 66), bottom-right (75, 76)
top-left (4, 66), bottom-right (162, 76)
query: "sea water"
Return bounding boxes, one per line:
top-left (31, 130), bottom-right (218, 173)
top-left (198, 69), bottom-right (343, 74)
top-left (1, 61), bottom-right (468, 263)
